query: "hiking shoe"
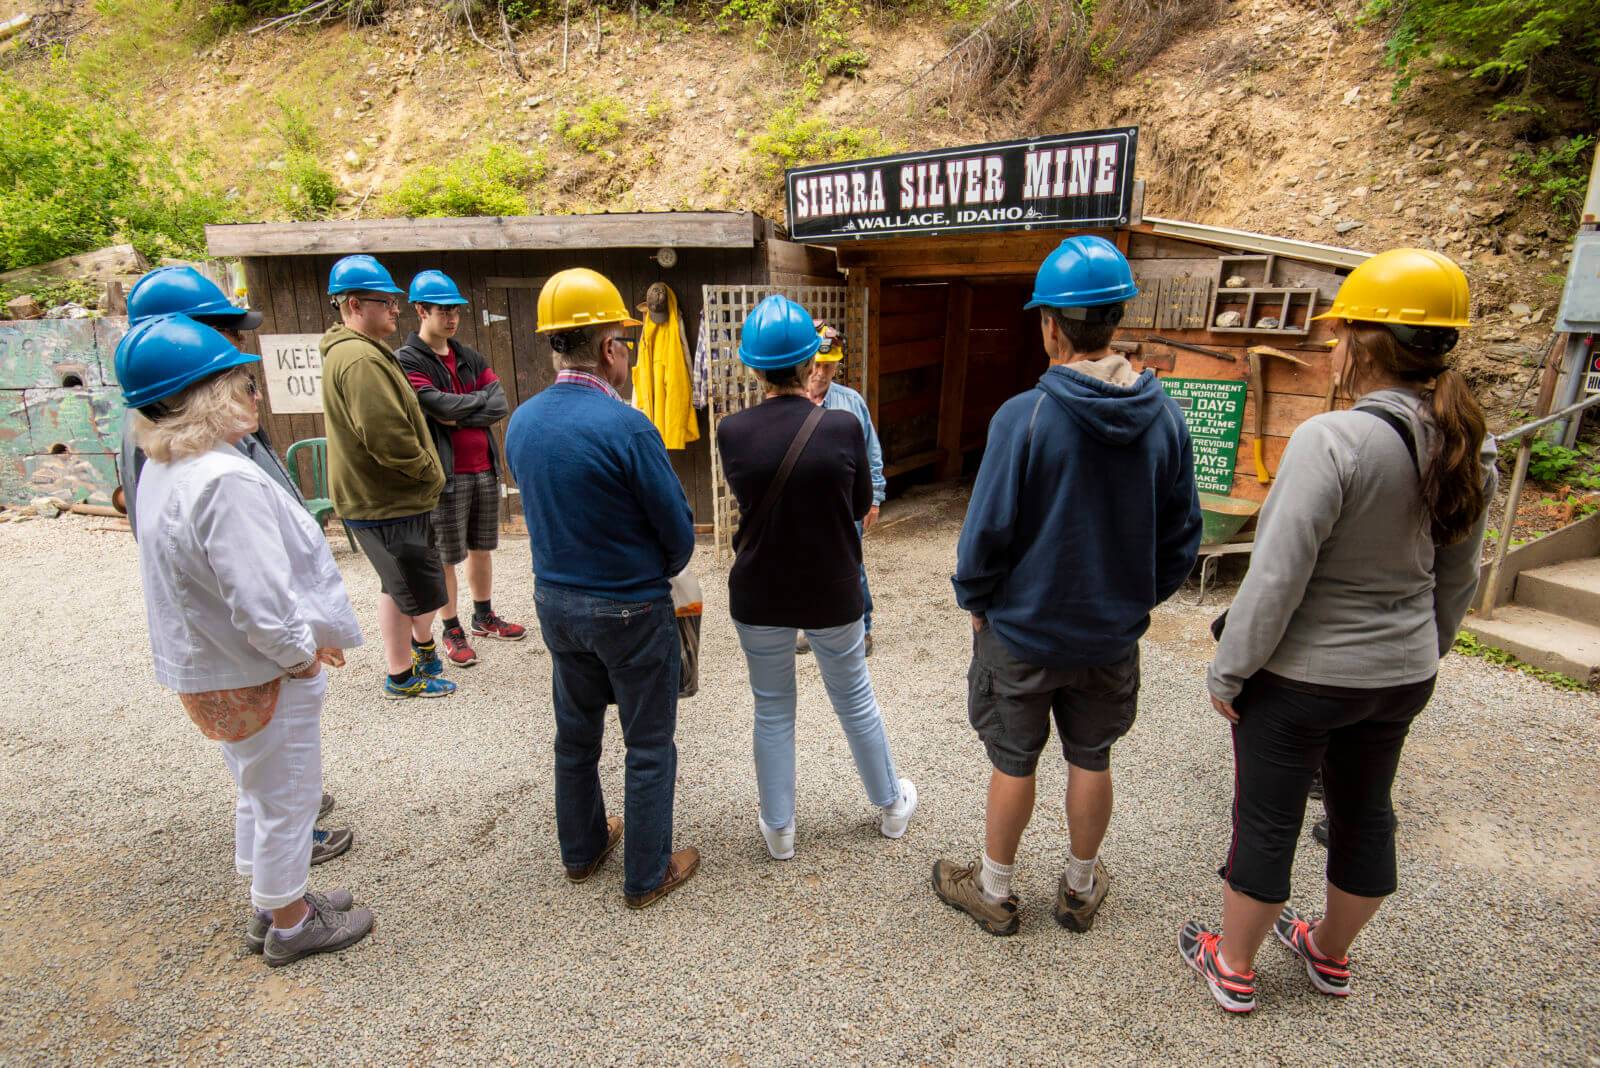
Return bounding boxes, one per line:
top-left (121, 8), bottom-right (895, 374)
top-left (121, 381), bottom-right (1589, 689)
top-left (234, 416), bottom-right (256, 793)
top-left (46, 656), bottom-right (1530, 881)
top-left (879, 778), bottom-right (918, 839)
top-left (471, 612), bottom-right (527, 641)
top-left (310, 827), bottom-right (353, 865)
top-left (263, 896), bottom-right (375, 968)
top-left (930, 859), bottom-right (1020, 937)
top-left (1275, 906), bottom-right (1351, 996)
top-left (624, 847), bottom-right (701, 909)
top-left (1179, 921), bottom-right (1257, 1014)
top-left (1308, 768), bottom-right (1325, 801)
top-left (1053, 859), bottom-right (1111, 933)
top-left (246, 888), bottom-right (354, 954)
top-left (1311, 815), bottom-right (1330, 847)
top-left (319, 791), bottom-right (335, 820)
top-left (759, 814), bottom-right (795, 861)
top-left (412, 643), bottom-right (445, 678)
top-left (864, 633), bottom-right (873, 657)
top-left (565, 816), bottom-right (624, 883)
top-left (442, 626), bottom-right (479, 667)
top-left (383, 673), bottom-right (456, 700)
top-left (795, 633), bottom-right (812, 655)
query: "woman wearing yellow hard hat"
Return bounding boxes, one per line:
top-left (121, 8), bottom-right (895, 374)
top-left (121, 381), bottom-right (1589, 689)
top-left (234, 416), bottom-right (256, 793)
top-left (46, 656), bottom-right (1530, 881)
top-left (1180, 249), bottom-right (1495, 1014)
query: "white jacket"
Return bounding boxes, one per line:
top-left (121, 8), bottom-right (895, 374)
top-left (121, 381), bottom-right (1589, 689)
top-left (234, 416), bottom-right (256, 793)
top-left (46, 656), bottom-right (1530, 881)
top-left (136, 445), bottom-right (363, 693)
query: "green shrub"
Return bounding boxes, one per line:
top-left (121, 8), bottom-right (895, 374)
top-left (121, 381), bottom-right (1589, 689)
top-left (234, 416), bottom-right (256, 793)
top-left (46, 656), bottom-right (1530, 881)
top-left (273, 151), bottom-right (341, 220)
top-left (555, 95), bottom-right (629, 153)
top-left (0, 277), bottom-right (104, 313)
top-left (750, 99), bottom-right (888, 179)
top-left (0, 79), bottom-right (230, 271)
top-left (1363, 0), bottom-right (1600, 117)
top-left (1509, 135), bottom-right (1595, 221)
top-left (1527, 438), bottom-right (1583, 483)
top-left (380, 144), bottom-right (546, 218)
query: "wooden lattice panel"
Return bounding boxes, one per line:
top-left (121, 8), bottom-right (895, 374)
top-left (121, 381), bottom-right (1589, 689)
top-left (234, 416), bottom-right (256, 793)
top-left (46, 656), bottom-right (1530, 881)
top-left (702, 284), bottom-right (861, 561)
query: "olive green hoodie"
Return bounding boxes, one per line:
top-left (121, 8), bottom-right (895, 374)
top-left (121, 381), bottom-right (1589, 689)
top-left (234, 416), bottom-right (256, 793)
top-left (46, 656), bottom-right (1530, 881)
top-left (320, 323), bottom-right (446, 521)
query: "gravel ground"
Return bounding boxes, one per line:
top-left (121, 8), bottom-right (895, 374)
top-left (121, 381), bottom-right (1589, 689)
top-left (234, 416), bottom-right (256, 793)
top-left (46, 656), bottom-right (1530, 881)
top-left (1, 486), bottom-right (1597, 1066)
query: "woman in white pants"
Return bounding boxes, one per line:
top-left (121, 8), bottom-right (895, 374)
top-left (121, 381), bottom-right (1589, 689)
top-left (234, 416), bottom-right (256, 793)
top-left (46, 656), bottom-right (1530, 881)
top-left (117, 313), bottom-right (371, 967)
top-left (715, 295), bottom-right (917, 860)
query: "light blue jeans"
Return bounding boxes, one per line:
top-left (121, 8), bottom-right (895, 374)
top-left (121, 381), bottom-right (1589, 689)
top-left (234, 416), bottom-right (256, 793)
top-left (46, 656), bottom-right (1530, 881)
top-left (733, 618), bottom-right (900, 830)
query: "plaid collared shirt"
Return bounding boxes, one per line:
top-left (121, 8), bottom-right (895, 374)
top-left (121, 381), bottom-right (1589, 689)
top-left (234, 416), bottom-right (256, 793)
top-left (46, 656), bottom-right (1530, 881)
top-left (554, 368), bottom-right (622, 401)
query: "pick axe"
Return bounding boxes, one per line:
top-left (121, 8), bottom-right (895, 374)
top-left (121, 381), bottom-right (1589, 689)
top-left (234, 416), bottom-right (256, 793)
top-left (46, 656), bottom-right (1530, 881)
top-left (1246, 346), bottom-right (1309, 484)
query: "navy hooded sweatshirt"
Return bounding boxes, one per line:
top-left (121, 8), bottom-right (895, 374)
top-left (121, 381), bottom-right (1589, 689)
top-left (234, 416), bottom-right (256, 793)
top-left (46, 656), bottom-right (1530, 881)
top-left (953, 360), bottom-right (1203, 669)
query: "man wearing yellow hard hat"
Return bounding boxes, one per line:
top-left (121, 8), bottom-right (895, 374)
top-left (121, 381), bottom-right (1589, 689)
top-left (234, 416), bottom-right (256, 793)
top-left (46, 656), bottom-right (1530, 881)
top-left (800, 324), bottom-right (885, 657)
top-left (503, 267), bottom-right (701, 911)
top-left (1183, 248), bottom-right (1493, 1014)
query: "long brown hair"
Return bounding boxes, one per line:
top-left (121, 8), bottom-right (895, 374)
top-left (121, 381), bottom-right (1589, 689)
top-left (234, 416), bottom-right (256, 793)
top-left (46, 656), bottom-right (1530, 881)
top-left (1346, 323), bottom-right (1487, 545)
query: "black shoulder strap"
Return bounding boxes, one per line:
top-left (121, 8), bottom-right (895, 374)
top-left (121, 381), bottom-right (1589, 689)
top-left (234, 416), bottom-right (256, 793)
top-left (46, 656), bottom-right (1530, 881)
top-left (734, 405), bottom-right (827, 555)
top-left (1356, 406), bottom-right (1421, 476)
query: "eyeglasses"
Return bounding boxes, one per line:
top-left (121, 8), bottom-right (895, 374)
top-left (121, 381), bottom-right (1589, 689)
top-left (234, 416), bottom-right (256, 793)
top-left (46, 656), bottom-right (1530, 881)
top-left (356, 296), bottom-right (401, 311)
top-left (246, 376), bottom-right (259, 398)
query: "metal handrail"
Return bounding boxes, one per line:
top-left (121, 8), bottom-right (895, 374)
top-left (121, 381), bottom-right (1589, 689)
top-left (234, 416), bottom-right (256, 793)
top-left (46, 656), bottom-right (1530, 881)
top-left (1480, 391), bottom-right (1600, 620)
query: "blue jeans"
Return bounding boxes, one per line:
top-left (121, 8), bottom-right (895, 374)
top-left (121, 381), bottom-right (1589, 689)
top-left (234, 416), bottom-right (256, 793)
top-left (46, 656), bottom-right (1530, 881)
top-left (733, 618), bottom-right (899, 829)
top-left (534, 585), bottom-right (679, 897)
top-left (857, 521), bottom-right (874, 634)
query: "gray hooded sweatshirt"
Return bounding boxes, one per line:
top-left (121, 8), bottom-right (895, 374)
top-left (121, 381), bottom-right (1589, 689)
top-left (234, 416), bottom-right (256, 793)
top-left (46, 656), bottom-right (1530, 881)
top-left (1208, 386), bottom-right (1496, 703)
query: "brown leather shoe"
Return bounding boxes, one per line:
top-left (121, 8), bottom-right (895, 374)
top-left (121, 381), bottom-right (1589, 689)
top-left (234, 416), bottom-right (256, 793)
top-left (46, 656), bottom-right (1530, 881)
top-left (565, 816), bottom-right (624, 883)
top-left (623, 847), bottom-right (700, 909)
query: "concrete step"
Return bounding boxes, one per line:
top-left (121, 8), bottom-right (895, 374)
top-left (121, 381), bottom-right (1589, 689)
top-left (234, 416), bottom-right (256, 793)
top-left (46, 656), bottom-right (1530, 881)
top-left (1462, 605), bottom-right (1600, 685)
top-left (1516, 556), bottom-right (1600, 623)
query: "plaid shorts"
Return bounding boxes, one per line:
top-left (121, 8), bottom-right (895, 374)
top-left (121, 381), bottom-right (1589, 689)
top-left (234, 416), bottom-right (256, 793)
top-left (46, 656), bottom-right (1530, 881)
top-left (433, 470), bottom-right (500, 565)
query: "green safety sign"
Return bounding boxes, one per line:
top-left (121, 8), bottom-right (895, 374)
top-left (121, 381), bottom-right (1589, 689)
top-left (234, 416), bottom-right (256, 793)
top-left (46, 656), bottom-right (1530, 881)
top-left (1160, 377), bottom-right (1247, 494)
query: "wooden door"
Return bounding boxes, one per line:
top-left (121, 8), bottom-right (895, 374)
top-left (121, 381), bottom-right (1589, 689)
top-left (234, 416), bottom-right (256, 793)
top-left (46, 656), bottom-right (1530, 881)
top-left (484, 276), bottom-right (546, 527)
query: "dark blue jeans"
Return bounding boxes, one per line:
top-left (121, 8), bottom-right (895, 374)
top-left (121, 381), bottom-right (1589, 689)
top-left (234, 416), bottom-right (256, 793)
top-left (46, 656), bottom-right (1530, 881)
top-left (534, 585), bottom-right (680, 897)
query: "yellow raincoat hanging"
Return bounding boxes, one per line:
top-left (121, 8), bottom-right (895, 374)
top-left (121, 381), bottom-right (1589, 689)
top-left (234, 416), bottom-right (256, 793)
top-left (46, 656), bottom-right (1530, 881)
top-left (632, 282), bottom-right (701, 450)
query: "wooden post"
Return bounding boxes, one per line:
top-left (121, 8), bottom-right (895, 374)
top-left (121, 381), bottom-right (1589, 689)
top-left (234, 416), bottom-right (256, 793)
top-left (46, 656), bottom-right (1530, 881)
top-left (936, 280), bottom-right (973, 480)
top-left (864, 271), bottom-right (882, 429)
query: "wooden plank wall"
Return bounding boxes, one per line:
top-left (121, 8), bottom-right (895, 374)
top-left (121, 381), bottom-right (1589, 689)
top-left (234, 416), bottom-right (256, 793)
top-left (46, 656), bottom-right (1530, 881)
top-left (243, 245), bottom-right (767, 524)
top-left (844, 226), bottom-right (1348, 504)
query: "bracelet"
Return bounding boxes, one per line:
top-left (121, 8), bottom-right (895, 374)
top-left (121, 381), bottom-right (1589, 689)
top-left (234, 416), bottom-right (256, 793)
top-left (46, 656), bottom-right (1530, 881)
top-left (285, 657), bottom-right (318, 678)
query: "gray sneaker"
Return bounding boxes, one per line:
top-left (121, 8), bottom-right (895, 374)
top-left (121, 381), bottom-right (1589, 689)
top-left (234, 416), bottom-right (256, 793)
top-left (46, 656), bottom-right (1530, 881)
top-left (263, 896), bottom-right (375, 967)
top-left (1053, 859), bottom-right (1111, 932)
top-left (310, 827), bottom-right (353, 865)
top-left (319, 791), bottom-right (335, 819)
top-left (246, 889), bottom-right (356, 953)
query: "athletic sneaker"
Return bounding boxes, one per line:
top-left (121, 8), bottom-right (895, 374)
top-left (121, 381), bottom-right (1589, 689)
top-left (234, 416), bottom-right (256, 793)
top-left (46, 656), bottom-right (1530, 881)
top-left (310, 827), bottom-right (353, 865)
top-left (1179, 921), bottom-right (1257, 1014)
top-left (930, 859), bottom-right (1021, 936)
top-left (412, 643), bottom-right (445, 678)
top-left (1053, 859), bottom-right (1111, 932)
top-left (1311, 815), bottom-right (1330, 847)
top-left (318, 791), bottom-right (335, 819)
top-left (471, 612), bottom-right (527, 641)
top-left (1275, 906), bottom-right (1351, 996)
top-left (864, 633), bottom-right (874, 657)
top-left (383, 673), bottom-right (457, 700)
top-left (263, 896), bottom-right (375, 968)
top-left (759, 815), bottom-right (795, 861)
top-left (879, 778), bottom-right (918, 839)
top-left (795, 633), bottom-right (812, 655)
top-left (442, 626), bottom-right (479, 667)
top-left (246, 888), bottom-right (355, 953)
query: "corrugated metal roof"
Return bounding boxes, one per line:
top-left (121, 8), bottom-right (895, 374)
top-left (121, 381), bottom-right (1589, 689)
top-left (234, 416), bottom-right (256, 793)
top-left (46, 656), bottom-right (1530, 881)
top-left (1144, 216), bottom-right (1372, 269)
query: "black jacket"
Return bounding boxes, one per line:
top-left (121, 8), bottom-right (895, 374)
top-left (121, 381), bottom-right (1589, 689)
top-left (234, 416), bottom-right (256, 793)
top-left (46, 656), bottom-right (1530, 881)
top-left (716, 394), bottom-right (872, 629)
top-left (394, 333), bottom-right (509, 477)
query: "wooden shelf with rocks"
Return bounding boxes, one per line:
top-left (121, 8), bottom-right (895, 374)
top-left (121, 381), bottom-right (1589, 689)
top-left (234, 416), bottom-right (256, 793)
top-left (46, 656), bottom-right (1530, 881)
top-left (1207, 254), bottom-right (1318, 336)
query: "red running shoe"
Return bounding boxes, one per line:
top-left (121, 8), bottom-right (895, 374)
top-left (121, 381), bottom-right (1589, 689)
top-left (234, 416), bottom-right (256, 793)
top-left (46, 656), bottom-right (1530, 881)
top-left (1275, 906), bottom-right (1351, 996)
top-left (442, 625), bottom-right (479, 666)
top-left (471, 612), bottom-right (526, 641)
top-left (1179, 921), bottom-right (1257, 1014)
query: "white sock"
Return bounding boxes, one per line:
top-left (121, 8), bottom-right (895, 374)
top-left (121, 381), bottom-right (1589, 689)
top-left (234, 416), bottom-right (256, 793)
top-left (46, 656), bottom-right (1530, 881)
top-left (1065, 851), bottom-right (1097, 895)
top-left (272, 912), bottom-right (309, 938)
top-left (978, 852), bottom-right (1014, 902)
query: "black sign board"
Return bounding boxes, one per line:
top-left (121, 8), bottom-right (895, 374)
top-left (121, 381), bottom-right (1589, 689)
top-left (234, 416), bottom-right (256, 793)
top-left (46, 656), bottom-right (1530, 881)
top-left (785, 127), bottom-right (1137, 244)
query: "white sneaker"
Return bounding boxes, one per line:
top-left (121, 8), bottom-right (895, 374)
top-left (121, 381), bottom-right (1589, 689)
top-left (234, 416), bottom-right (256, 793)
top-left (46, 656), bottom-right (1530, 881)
top-left (759, 814), bottom-right (795, 861)
top-left (879, 778), bottom-right (918, 839)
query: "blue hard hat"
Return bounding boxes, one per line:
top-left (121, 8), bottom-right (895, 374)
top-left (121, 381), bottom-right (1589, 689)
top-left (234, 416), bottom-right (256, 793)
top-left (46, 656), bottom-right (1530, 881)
top-left (327, 254), bottom-right (403, 296)
top-left (128, 266), bottom-right (262, 331)
top-left (408, 269), bottom-right (469, 305)
top-left (115, 313), bottom-right (261, 410)
top-left (739, 295), bottom-right (822, 370)
top-left (1024, 235), bottom-right (1139, 310)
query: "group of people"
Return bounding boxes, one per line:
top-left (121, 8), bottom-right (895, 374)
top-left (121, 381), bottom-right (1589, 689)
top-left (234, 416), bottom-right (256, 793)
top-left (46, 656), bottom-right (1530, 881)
top-left (119, 232), bottom-right (1493, 1015)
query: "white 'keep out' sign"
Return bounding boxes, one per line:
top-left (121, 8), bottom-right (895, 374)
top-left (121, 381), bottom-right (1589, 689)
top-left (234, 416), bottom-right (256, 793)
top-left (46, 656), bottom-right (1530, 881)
top-left (260, 334), bottom-right (325, 414)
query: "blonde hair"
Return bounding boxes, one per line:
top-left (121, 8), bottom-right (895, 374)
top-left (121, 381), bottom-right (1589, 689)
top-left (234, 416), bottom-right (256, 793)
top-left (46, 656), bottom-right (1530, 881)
top-left (755, 357), bottom-right (815, 394)
top-left (132, 367), bottom-right (258, 463)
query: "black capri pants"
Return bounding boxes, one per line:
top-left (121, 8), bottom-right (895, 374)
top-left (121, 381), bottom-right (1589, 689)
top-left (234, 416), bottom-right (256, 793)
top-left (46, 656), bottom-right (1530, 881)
top-left (1220, 670), bottom-right (1436, 904)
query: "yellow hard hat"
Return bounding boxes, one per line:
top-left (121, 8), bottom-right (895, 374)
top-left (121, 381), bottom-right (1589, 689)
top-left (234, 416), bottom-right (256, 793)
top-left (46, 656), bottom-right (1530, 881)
top-left (1313, 248), bottom-right (1470, 329)
top-left (814, 323), bottom-right (844, 364)
top-left (536, 268), bottom-right (642, 333)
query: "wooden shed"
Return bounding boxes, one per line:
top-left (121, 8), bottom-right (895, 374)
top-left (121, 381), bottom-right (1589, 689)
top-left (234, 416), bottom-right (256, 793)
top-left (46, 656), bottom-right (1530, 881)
top-left (205, 211), bottom-right (840, 524)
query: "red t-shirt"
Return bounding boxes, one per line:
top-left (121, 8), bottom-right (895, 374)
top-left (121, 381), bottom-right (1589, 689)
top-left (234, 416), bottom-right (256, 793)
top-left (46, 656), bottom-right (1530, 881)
top-left (427, 346), bottom-right (495, 474)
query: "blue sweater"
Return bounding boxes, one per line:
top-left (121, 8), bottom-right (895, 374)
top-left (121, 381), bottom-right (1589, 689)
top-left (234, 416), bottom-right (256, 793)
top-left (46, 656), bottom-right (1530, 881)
top-left (953, 363), bottom-right (1202, 668)
top-left (504, 383), bottom-right (696, 601)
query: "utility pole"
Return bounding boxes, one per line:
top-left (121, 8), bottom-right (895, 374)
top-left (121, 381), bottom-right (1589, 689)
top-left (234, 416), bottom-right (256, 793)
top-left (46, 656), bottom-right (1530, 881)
top-left (1549, 140), bottom-right (1600, 445)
